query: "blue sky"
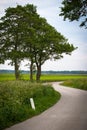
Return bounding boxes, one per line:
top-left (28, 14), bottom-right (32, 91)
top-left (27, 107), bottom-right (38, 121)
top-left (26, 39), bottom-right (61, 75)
top-left (0, 0), bottom-right (87, 71)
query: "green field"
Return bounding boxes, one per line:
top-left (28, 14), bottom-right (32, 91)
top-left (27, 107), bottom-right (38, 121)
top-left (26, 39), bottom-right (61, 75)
top-left (41, 74), bottom-right (87, 81)
top-left (0, 73), bottom-right (87, 81)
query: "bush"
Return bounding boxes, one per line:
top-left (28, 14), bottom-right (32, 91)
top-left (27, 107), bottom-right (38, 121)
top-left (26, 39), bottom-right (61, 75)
top-left (0, 81), bottom-right (60, 130)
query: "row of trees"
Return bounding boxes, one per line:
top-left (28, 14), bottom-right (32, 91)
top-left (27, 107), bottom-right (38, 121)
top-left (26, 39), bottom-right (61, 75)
top-left (0, 4), bottom-right (76, 81)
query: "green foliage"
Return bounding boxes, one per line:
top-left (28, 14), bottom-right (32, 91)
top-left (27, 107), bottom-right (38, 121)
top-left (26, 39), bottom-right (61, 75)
top-left (0, 4), bottom-right (38, 80)
top-left (0, 4), bottom-right (76, 81)
top-left (0, 81), bottom-right (60, 130)
top-left (62, 79), bottom-right (87, 90)
top-left (60, 0), bottom-right (87, 28)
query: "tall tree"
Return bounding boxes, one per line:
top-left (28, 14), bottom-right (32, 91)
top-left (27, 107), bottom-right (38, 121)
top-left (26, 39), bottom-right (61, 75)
top-left (60, 0), bottom-right (87, 28)
top-left (0, 4), bottom-right (38, 80)
top-left (27, 17), bottom-right (76, 81)
top-left (21, 12), bottom-right (39, 81)
top-left (33, 18), bottom-right (52, 81)
top-left (0, 4), bottom-right (76, 81)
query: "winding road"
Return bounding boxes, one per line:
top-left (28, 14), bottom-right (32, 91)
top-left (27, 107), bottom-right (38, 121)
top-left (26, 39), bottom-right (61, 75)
top-left (6, 82), bottom-right (87, 130)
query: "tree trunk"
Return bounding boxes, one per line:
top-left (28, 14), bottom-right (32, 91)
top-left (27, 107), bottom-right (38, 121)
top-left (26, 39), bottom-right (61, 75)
top-left (36, 64), bottom-right (41, 82)
top-left (14, 59), bottom-right (20, 80)
top-left (30, 61), bottom-right (33, 81)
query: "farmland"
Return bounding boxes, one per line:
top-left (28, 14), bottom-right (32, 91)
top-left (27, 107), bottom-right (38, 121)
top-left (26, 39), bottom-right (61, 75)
top-left (0, 73), bottom-right (87, 81)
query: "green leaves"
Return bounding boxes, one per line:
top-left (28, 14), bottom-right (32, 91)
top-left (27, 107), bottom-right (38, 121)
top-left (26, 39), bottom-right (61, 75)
top-left (0, 4), bottom-right (76, 80)
top-left (0, 4), bottom-right (38, 79)
top-left (60, 0), bottom-right (87, 28)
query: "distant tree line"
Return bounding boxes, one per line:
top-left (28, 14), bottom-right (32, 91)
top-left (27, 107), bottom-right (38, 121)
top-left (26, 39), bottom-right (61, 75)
top-left (0, 70), bottom-right (87, 75)
top-left (0, 4), bottom-right (76, 81)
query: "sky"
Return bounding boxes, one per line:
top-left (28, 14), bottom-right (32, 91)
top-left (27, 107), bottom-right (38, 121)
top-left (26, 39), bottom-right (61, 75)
top-left (0, 0), bottom-right (87, 71)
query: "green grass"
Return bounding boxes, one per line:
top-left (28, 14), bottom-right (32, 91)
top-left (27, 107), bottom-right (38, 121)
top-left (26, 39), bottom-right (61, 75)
top-left (0, 74), bottom-right (15, 81)
top-left (61, 79), bottom-right (87, 90)
top-left (41, 74), bottom-right (87, 81)
top-left (0, 81), bottom-right (60, 130)
top-left (0, 73), bottom-right (87, 81)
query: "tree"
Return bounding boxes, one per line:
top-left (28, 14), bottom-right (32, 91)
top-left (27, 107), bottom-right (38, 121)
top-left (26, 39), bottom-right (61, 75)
top-left (35, 29), bottom-right (76, 81)
top-left (0, 6), bottom-right (24, 79)
top-left (21, 12), bottom-right (39, 81)
top-left (27, 16), bottom-right (76, 81)
top-left (0, 4), bottom-right (38, 80)
top-left (0, 4), bottom-right (76, 81)
top-left (33, 18), bottom-right (53, 81)
top-left (60, 0), bottom-right (87, 28)
top-left (22, 14), bottom-right (76, 81)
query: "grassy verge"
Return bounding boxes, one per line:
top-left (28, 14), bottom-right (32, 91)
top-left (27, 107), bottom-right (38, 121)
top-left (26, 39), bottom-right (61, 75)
top-left (0, 81), bottom-right (61, 130)
top-left (61, 79), bottom-right (87, 91)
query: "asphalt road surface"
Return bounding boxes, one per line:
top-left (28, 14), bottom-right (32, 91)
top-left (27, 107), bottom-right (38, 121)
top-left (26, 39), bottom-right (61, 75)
top-left (5, 82), bottom-right (87, 130)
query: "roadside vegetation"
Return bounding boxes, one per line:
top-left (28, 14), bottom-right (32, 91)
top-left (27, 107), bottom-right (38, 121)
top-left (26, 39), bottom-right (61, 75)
top-left (62, 79), bottom-right (87, 91)
top-left (0, 81), bottom-right (61, 130)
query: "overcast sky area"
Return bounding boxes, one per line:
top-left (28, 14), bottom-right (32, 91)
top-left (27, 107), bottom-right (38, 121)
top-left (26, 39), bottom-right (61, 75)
top-left (0, 0), bottom-right (87, 71)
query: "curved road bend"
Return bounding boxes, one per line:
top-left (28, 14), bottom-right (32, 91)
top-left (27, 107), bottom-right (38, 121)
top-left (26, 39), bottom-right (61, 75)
top-left (5, 82), bottom-right (87, 130)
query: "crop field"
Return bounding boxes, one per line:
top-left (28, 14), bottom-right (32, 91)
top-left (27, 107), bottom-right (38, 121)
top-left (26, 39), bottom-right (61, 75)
top-left (40, 74), bottom-right (87, 82)
top-left (0, 73), bottom-right (87, 81)
top-left (0, 74), bottom-right (15, 81)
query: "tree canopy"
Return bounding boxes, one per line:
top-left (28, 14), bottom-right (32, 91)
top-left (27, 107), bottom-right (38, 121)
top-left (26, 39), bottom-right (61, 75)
top-left (0, 4), bottom-right (76, 81)
top-left (0, 4), bottom-right (38, 79)
top-left (60, 0), bottom-right (87, 29)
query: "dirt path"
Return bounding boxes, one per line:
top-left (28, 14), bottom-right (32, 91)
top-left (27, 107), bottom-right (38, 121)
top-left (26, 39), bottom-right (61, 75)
top-left (5, 82), bottom-right (87, 130)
